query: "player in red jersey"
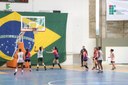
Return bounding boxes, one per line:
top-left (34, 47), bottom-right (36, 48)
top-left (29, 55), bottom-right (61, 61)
top-left (92, 47), bottom-right (98, 70)
top-left (47, 46), bottom-right (62, 69)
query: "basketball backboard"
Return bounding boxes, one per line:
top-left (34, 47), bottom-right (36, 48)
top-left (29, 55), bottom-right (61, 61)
top-left (21, 16), bottom-right (45, 32)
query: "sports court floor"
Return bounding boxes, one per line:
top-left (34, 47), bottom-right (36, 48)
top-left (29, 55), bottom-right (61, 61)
top-left (0, 64), bottom-right (128, 85)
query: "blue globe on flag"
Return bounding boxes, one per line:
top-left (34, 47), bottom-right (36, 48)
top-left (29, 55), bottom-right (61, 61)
top-left (0, 21), bottom-right (34, 57)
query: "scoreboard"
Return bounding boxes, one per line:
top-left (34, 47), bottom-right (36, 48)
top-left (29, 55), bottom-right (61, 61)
top-left (0, 0), bottom-right (28, 3)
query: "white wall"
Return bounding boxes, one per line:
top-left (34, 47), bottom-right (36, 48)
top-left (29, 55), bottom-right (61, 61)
top-left (106, 47), bottom-right (128, 64)
top-left (0, 0), bottom-right (96, 64)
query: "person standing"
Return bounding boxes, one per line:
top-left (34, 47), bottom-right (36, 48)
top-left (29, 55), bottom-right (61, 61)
top-left (47, 46), bottom-right (62, 69)
top-left (97, 46), bottom-right (103, 73)
top-left (24, 48), bottom-right (32, 71)
top-left (34, 46), bottom-right (47, 71)
top-left (108, 49), bottom-right (116, 70)
top-left (92, 47), bottom-right (98, 70)
top-left (80, 46), bottom-right (88, 67)
top-left (14, 49), bottom-right (25, 76)
top-left (83, 49), bottom-right (89, 71)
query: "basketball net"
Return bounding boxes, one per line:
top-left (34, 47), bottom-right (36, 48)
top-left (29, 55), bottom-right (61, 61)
top-left (33, 28), bottom-right (38, 34)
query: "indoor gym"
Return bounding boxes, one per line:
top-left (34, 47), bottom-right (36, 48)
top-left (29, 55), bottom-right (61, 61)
top-left (0, 0), bottom-right (128, 85)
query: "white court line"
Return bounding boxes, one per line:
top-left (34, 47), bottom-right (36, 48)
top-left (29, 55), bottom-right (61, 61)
top-left (48, 78), bottom-right (80, 85)
top-left (48, 78), bottom-right (91, 85)
top-left (48, 80), bottom-right (122, 85)
top-left (48, 78), bottom-right (122, 85)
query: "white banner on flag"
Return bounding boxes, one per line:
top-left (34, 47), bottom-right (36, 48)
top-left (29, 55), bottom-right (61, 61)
top-left (106, 0), bottom-right (128, 21)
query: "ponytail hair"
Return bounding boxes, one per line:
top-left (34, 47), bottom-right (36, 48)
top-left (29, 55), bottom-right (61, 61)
top-left (25, 48), bottom-right (29, 56)
top-left (54, 46), bottom-right (58, 52)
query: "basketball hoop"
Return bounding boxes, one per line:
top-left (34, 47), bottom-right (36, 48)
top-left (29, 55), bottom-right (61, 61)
top-left (33, 28), bottom-right (38, 34)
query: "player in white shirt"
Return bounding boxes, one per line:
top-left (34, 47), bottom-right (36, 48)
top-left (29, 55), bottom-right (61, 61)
top-left (14, 49), bottom-right (25, 76)
top-left (97, 47), bottom-right (103, 73)
top-left (108, 49), bottom-right (116, 70)
top-left (34, 46), bottom-right (47, 71)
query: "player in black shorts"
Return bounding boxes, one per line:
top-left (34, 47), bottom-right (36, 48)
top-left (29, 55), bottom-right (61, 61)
top-left (24, 48), bottom-right (31, 71)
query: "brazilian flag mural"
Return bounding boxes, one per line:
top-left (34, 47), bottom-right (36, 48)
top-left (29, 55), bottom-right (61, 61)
top-left (0, 11), bottom-right (68, 66)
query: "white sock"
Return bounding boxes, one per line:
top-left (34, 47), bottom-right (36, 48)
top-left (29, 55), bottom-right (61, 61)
top-left (22, 70), bottom-right (24, 73)
top-left (15, 69), bottom-right (17, 72)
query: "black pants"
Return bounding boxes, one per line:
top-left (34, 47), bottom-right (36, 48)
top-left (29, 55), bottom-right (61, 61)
top-left (81, 56), bottom-right (83, 66)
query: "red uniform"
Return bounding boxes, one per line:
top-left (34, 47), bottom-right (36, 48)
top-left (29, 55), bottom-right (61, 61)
top-left (83, 51), bottom-right (88, 61)
top-left (53, 49), bottom-right (59, 58)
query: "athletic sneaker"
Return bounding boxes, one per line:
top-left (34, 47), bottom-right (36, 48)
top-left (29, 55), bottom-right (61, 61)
top-left (100, 70), bottom-right (103, 73)
top-left (21, 72), bottom-right (23, 75)
top-left (98, 70), bottom-right (103, 73)
top-left (21, 70), bottom-right (23, 75)
top-left (14, 72), bottom-right (16, 76)
top-left (36, 68), bottom-right (39, 71)
top-left (92, 67), bottom-right (95, 70)
top-left (112, 67), bottom-right (116, 70)
top-left (44, 66), bottom-right (47, 70)
top-left (97, 70), bottom-right (101, 73)
top-left (36, 69), bottom-right (38, 71)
